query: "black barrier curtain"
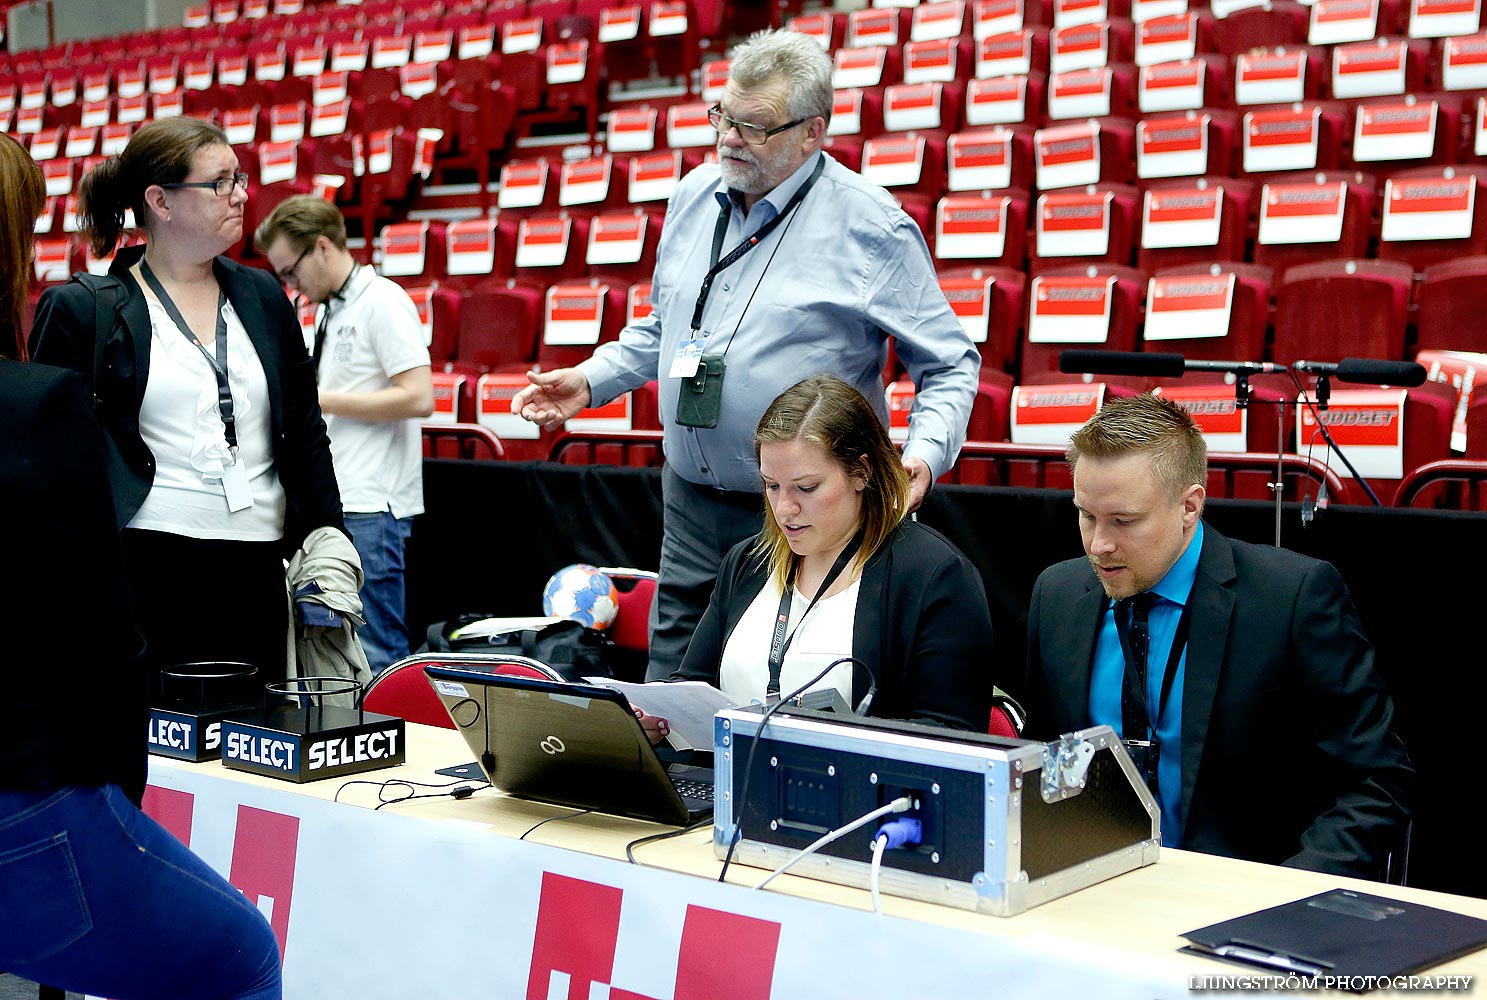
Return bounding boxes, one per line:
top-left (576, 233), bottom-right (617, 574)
top-left (409, 459), bottom-right (1485, 900)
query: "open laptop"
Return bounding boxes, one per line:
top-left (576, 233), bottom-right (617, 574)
top-left (423, 665), bottom-right (714, 826)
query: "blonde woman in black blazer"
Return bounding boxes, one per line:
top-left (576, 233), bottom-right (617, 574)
top-left (674, 375), bottom-right (995, 732)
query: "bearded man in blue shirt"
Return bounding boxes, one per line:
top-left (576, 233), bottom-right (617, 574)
top-left (513, 29), bottom-right (981, 680)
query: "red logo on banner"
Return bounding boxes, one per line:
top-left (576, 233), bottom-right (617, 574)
top-left (527, 873), bottom-right (782, 1000)
top-left (143, 788), bottom-right (302, 961)
top-left (229, 806), bottom-right (302, 961)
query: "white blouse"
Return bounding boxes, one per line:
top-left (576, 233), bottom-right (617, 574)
top-left (127, 290), bottom-right (286, 541)
top-left (718, 576), bottom-right (860, 707)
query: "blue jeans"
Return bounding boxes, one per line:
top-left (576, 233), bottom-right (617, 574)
top-left (344, 511), bottom-right (415, 675)
top-left (0, 784), bottom-right (282, 999)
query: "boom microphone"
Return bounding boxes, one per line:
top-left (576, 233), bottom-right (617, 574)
top-left (1291, 359), bottom-right (1427, 387)
top-left (1057, 351), bottom-right (1285, 378)
top-left (1058, 350), bottom-right (1185, 377)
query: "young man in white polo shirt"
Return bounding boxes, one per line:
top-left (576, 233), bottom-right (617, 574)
top-left (256, 196), bottom-right (434, 674)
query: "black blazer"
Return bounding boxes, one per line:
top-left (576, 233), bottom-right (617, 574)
top-left (0, 361), bottom-right (150, 804)
top-left (28, 245), bottom-right (343, 553)
top-left (674, 520), bottom-right (995, 732)
top-left (1022, 523), bottom-right (1413, 877)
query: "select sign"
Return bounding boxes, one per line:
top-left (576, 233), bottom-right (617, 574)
top-left (147, 706), bottom-right (251, 763)
top-left (220, 713), bottom-right (407, 783)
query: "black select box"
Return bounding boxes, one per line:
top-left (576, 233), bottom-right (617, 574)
top-left (220, 704), bottom-right (407, 783)
top-left (148, 704), bottom-right (257, 763)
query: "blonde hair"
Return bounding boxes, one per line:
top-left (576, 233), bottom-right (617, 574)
top-left (254, 193), bottom-right (348, 256)
top-left (0, 133), bottom-right (46, 356)
top-left (1066, 392), bottom-right (1208, 499)
top-left (753, 375), bottom-right (910, 589)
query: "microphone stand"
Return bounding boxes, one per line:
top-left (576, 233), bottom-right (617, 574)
top-left (1218, 369), bottom-right (1290, 548)
top-left (1056, 351), bottom-right (1397, 545)
top-left (1209, 366), bottom-right (1385, 546)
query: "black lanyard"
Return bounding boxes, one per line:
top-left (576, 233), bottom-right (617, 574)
top-left (689, 154), bottom-right (826, 335)
top-left (140, 260), bottom-right (235, 452)
top-left (766, 531), bottom-right (863, 697)
top-left (1113, 595), bottom-right (1191, 742)
top-left (312, 264), bottom-right (360, 373)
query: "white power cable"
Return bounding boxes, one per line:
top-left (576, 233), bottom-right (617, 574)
top-left (753, 796), bottom-right (912, 892)
top-left (870, 834), bottom-right (888, 914)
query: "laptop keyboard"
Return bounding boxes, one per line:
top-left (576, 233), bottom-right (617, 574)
top-left (674, 778), bottom-right (715, 802)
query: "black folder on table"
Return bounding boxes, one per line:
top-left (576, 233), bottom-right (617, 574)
top-left (1181, 888), bottom-right (1487, 987)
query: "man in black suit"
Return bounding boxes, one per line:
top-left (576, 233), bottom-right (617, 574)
top-left (1023, 393), bottom-right (1412, 877)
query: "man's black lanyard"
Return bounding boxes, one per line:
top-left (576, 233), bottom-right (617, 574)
top-left (139, 259), bottom-right (235, 452)
top-left (689, 154), bottom-right (826, 336)
top-left (312, 263), bottom-right (360, 373)
top-left (766, 531), bottom-right (863, 697)
top-left (1113, 596), bottom-right (1192, 742)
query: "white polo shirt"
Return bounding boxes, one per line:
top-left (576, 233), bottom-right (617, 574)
top-left (315, 266), bottom-right (430, 518)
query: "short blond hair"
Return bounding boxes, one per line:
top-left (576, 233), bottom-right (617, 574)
top-left (1067, 393), bottom-right (1207, 499)
top-left (254, 194), bottom-right (348, 256)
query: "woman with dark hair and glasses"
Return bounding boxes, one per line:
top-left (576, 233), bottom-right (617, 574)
top-left (672, 375), bottom-right (996, 731)
top-left (0, 133), bottom-right (283, 999)
top-left (30, 117), bottom-right (343, 686)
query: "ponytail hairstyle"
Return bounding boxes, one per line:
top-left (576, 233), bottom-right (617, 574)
top-left (78, 117), bottom-right (230, 258)
top-left (0, 133), bottom-right (46, 357)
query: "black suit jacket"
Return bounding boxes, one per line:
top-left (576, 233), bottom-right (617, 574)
top-left (1022, 523), bottom-right (1413, 877)
top-left (28, 245), bottom-right (343, 553)
top-left (0, 360), bottom-right (150, 803)
top-left (675, 521), bottom-right (996, 732)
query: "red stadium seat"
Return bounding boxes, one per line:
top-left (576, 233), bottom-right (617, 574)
top-left (935, 190), bottom-right (1031, 270)
top-left (1253, 171), bottom-right (1375, 274)
top-left (1145, 262), bottom-right (1273, 371)
top-left (1019, 262), bottom-right (1147, 382)
top-left (1211, 1), bottom-right (1309, 58)
top-left (512, 212), bottom-right (591, 283)
top-left (536, 277), bottom-right (629, 371)
top-left (1415, 255), bottom-right (1487, 354)
top-left (585, 207), bottom-right (663, 285)
top-left (1469, 386), bottom-right (1487, 458)
top-left (441, 216), bottom-right (519, 290)
top-left (379, 221), bottom-right (449, 289)
top-left (1377, 165), bottom-right (1487, 273)
top-left (596, 567), bottom-right (659, 659)
top-left (946, 125), bottom-right (1036, 193)
top-left (1138, 176), bottom-right (1254, 274)
top-left (1027, 183), bottom-right (1140, 274)
top-left (936, 264), bottom-right (1027, 374)
top-left (1272, 258), bottom-right (1413, 366)
top-left (1136, 109), bottom-right (1239, 181)
top-left (449, 279), bottom-right (545, 375)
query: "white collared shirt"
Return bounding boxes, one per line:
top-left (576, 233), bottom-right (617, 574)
top-left (719, 576), bottom-right (860, 706)
top-left (314, 266), bottom-right (430, 517)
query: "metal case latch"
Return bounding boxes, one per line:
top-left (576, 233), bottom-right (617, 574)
top-left (1041, 734), bottom-right (1095, 802)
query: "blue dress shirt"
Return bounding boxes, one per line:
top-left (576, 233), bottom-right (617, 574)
top-left (1088, 520), bottom-right (1204, 848)
top-left (577, 152), bottom-right (981, 494)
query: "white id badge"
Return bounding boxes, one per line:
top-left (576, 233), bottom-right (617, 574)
top-left (221, 457), bottom-right (254, 512)
top-left (668, 335), bottom-right (706, 379)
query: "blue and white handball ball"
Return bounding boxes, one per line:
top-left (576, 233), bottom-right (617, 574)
top-left (541, 564), bottom-right (620, 630)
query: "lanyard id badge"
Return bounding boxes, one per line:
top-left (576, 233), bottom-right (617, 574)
top-left (669, 335), bottom-right (707, 379)
top-left (674, 157), bottom-right (825, 428)
top-left (675, 354), bottom-right (726, 428)
top-left (139, 260), bottom-right (253, 512)
top-left (221, 460), bottom-right (253, 512)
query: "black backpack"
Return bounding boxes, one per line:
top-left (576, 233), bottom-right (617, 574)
top-left (420, 616), bottom-right (625, 682)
